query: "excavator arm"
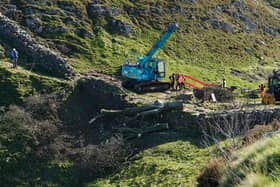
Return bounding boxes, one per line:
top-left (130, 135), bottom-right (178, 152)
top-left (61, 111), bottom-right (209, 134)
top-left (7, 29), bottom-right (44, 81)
top-left (139, 23), bottom-right (178, 68)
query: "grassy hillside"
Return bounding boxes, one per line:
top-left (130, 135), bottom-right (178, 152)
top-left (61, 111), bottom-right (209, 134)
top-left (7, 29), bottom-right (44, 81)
top-left (88, 132), bottom-right (280, 187)
top-left (0, 106), bottom-right (80, 186)
top-left (220, 133), bottom-right (280, 187)
top-left (268, 0), bottom-right (280, 8)
top-left (88, 141), bottom-right (210, 187)
top-left (0, 1), bottom-right (280, 187)
top-left (0, 61), bottom-right (68, 105)
top-left (0, 0), bottom-right (280, 89)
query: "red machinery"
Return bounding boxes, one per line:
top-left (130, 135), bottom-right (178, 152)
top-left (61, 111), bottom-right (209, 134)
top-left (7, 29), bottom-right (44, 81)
top-left (170, 73), bottom-right (235, 102)
top-left (171, 73), bottom-right (221, 90)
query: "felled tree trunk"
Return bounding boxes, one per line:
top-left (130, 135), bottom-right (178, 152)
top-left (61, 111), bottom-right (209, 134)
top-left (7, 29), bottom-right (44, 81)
top-left (89, 101), bottom-right (183, 124)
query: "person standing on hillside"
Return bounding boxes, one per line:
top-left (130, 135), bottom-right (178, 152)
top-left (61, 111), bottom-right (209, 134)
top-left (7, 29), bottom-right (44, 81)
top-left (10, 48), bottom-right (18, 68)
top-left (259, 84), bottom-right (266, 98)
top-left (222, 76), bottom-right (226, 88)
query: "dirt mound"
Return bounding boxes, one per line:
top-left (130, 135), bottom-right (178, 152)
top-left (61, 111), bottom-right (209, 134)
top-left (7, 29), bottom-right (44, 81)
top-left (60, 75), bottom-right (131, 127)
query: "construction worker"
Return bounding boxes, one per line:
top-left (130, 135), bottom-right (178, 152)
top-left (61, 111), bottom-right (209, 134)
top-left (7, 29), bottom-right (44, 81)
top-left (222, 76), bottom-right (226, 88)
top-left (176, 74), bottom-right (184, 90)
top-left (259, 84), bottom-right (266, 98)
top-left (10, 48), bottom-right (18, 68)
top-left (169, 73), bottom-right (175, 90)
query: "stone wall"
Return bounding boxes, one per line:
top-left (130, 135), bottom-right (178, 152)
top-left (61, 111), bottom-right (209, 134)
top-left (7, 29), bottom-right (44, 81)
top-left (200, 108), bottom-right (280, 128)
top-left (0, 43), bottom-right (5, 59)
top-left (0, 12), bottom-right (75, 79)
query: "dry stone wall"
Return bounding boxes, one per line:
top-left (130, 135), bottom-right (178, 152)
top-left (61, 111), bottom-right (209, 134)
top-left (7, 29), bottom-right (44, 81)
top-left (0, 12), bottom-right (75, 79)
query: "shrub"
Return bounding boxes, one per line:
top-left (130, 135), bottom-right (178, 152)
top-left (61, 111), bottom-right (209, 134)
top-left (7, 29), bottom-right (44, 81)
top-left (0, 105), bottom-right (37, 185)
top-left (197, 157), bottom-right (225, 187)
top-left (77, 135), bottom-right (129, 177)
top-left (24, 94), bottom-right (60, 121)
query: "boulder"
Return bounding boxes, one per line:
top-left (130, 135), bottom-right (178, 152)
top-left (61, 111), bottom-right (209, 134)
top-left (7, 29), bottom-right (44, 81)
top-left (114, 20), bottom-right (134, 36)
top-left (75, 28), bottom-right (92, 38)
top-left (245, 47), bottom-right (253, 54)
top-left (87, 3), bottom-right (121, 17)
top-left (256, 39), bottom-right (265, 46)
top-left (44, 25), bottom-right (69, 34)
top-left (209, 18), bottom-right (234, 33)
top-left (0, 43), bottom-right (5, 59)
top-left (25, 17), bottom-right (43, 33)
top-left (239, 15), bottom-right (256, 32)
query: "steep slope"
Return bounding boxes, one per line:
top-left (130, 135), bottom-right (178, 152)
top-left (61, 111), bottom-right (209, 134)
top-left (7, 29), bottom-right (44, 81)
top-left (220, 133), bottom-right (280, 187)
top-left (0, 0), bottom-right (279, 89)
top-left (0, 61), bottom-right (68, 105)
top-left (88, 141), bottom-right (210, 186)
top-left (0, 1), bottom-right (280, 186)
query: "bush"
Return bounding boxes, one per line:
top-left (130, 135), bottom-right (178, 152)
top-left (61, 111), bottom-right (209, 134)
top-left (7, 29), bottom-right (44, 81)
top-left (0, 105), bottom-right (37, 185)
top-left (197, 157), bottom-right (225, 187)
top-left (77, 135), bottom-right (129, 177)
top-left (24, 94), bottom-right (60, 121)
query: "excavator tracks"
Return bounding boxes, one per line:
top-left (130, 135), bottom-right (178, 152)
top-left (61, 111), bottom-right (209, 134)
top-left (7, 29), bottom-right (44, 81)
top-left (122, 80), bottom-right (170, 94)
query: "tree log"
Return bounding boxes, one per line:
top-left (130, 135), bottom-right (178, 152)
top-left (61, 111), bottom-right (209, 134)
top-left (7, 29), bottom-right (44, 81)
top-left (89, 101), bottom-right (183, 124)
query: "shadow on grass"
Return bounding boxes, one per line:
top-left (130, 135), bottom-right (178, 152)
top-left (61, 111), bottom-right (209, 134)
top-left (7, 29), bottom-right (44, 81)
top-left (0, 156), bottom-right (82, 187)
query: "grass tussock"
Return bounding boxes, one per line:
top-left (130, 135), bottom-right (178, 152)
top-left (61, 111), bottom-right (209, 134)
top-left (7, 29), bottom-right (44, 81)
top-left (220, 134), bottom-right (280, 187)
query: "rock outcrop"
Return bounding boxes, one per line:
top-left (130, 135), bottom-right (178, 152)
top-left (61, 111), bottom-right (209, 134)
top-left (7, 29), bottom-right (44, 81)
top-left (0, 12), bottom-right (75, 79)
top-left (201, 108), bottom-right (280, 128)
top-left (87, 3), bottom-right (135, 36)
top-left (0, 43), bottom-right (5, 59)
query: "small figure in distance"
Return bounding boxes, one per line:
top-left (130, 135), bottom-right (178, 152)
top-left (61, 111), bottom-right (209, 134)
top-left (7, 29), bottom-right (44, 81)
top-left (222, 76), bottom-right (226, 88)
top-left (259, 83), bottom-right (266, 98)
top-left (10, 48), bottom-right (18, 68)
top-left (169, 73), bottom-right (175, 90)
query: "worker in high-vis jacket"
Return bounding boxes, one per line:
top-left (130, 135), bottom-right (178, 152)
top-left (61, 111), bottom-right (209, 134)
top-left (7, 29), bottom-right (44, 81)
top-left (259, 84), bottom-right (266, 98)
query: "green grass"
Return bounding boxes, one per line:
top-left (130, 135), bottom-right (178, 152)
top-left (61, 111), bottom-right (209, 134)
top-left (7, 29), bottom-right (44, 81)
top-left (0, 61), bottom-right (68, 105)
top-left (0, 105), bottom-right (81, 187)
top-left (267, 0), bottom-right (280, 8)
top-left (13, 0), bottom-right (280, 90)
top-left (220, 133), bottom-right (280, 187)
top-left (1, 1), bottom-right (280, 186)
top-left (87, 141), bottom-right (210, 187)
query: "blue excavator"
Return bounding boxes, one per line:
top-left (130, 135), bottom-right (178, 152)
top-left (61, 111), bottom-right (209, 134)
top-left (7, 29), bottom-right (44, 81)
top-left (121, 23), bottom-right (178, 93)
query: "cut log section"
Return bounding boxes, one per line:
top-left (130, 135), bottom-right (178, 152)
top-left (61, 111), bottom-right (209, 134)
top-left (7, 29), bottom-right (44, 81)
top-left (89, 100), bottom-right (184, 124)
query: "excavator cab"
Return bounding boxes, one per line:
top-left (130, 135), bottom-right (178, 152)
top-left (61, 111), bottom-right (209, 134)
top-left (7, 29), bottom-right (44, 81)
top-left (146, 58), bottom-right (166, 80)
top-left (156, 60), bottom-right (166, 79)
